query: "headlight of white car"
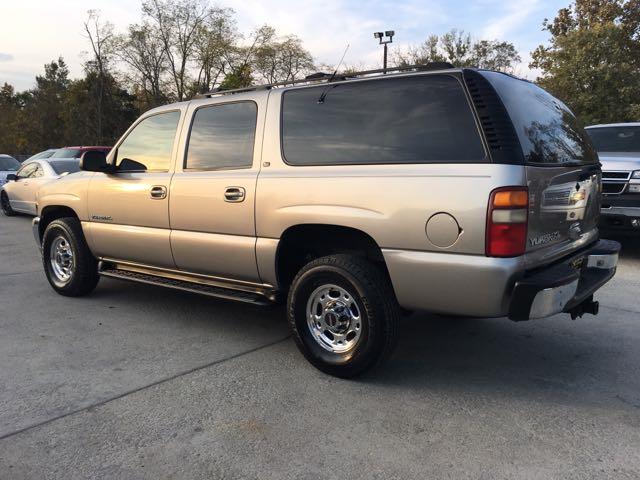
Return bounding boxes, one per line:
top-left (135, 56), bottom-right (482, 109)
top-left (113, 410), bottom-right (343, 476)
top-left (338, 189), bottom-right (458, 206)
top-left (631, 170), bottom-right (640, 179)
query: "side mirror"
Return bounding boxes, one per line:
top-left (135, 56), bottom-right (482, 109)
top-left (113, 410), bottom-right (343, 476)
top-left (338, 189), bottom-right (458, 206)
top-left (79, 150), bottom-right (111, 173)
top-left (6, 173), bottom-right (17, 181)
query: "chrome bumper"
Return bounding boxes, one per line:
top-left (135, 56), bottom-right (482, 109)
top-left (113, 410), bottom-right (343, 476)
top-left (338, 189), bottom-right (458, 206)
top-left (32, 216), bottom-right (42, 252)
top-left (509, 239), bottom-right (620, 321)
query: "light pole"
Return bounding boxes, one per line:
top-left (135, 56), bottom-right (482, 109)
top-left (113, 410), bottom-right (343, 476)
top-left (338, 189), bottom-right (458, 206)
top-left (374, 30), bottom-right (394, 72)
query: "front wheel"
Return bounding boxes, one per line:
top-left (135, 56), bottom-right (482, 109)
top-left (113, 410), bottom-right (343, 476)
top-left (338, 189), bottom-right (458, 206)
top-left (1, 191), bottom-right (16, 216)
top-left (42, 217), bottom-right (100, 296)
top-left (287, 254), bottom-right (400, 378)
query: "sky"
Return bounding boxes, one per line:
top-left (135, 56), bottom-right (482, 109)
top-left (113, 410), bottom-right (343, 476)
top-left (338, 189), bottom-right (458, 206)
top-left (0, 0), bottom-right (570, 91)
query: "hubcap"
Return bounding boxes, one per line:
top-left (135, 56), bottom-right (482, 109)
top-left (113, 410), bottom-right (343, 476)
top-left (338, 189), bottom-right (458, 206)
top-left (306, 284), bottom-right (362, 353)
top-left (49, 235), bottom-right (74, 283)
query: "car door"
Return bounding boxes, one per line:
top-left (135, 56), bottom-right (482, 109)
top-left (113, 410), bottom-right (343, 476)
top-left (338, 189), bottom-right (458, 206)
top-left (22, 162), bottom-right (50, 215)
top-left (9, 162), bottom-right (38, 213)
top-left (169, 98), bottom-right (265, 282)
top-left (84, 109), bottom-right (184, 268)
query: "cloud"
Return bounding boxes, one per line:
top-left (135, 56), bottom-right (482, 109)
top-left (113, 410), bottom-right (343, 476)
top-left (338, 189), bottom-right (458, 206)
top-left (0, 53), bottom-right (13, 62)
top-left (481, 1), bottom-right (542, 39)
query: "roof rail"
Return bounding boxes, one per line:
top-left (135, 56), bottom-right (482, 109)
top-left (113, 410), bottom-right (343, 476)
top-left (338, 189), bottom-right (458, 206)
top-left (195, 62), bottom-right (457, 98)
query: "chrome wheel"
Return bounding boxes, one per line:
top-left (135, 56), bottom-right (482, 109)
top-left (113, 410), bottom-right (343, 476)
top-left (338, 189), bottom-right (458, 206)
top-left (306, 284), bottom-right (363, 353)
top-left (49, 235), bottom-right (75, 284)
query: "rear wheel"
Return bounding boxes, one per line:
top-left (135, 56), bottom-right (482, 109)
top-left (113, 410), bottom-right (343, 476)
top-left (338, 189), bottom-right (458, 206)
top-left (42, 217), bottom-right (99, 296)
top-left (1, 191), bottom-right (15, 216)
top-left (287, 254), bottom-right (399, 378)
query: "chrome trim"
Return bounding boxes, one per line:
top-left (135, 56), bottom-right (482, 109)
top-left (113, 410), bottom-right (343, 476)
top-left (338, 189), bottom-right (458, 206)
top-left (99, 258), bottom-right (275, 295)
top-left (529, 279), bottom-right (579, 319)
top-left (602, 170), bottom-right (631, 181)
top-left (587, 252), bottom-right (619, 269)
top-left (600, 206), bottom-right (640, 218)
top-left (32, 217), bottom-right (42, 252)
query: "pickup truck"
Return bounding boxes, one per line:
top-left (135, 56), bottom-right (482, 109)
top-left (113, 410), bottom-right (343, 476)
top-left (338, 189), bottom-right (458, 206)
top-left (32, 64), bottom-right (620, 377)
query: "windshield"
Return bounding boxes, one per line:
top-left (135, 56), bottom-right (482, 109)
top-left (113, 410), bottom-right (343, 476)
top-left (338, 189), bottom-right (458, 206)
top-left (586, 126), bottom-right (640, 153)
top-left (0, 156), bottom-right (20, 171)
top-left (51, 148), bottom-right (81, 158)
top-left (481, 71), bottom-right (598, 166)
top-left (49, 160), bottom-right (81, 175)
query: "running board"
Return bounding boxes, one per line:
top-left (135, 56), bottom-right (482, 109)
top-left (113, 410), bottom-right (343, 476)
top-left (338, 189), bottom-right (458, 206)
top-left (99, 263), bottom-right (275, 306)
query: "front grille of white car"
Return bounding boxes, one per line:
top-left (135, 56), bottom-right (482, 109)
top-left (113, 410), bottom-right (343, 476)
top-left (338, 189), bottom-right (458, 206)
top-left (602, 171), bottom-right (630, 195)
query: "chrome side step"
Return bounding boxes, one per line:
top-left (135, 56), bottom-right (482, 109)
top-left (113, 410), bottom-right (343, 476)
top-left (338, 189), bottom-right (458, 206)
top-left (99, 263), bottom-right (276, 306)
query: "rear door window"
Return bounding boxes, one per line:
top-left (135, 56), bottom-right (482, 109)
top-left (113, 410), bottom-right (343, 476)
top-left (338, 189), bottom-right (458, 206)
top-left (481, 71), bottom-right (597, 166)
top-left (281, 75), bottom-right (486, 166)
top-left (185, 102), bottom-right (257, 170)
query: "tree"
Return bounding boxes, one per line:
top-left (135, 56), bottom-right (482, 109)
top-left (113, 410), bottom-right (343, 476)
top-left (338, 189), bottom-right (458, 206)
top-left (84, 10), bottom-right (116, 143)
top-left (142, 0), bottom-right (216, 101)
top-left (116, 23), bottom-right (170, 109)
top-left (394, 29), bottom-right (521, 72)
top-left (530, 0), bottom-right (640, 124)
top-left (253, 34), bottom-right (315, 84)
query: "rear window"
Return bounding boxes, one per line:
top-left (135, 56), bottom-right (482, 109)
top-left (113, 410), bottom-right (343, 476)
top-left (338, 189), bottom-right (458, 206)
top-left (51, 148), bottom-right (81, 158)
top-left (586, 126), bottom-right (640, 152)
top-left (0, 156), bottom-right (19, 171)
top-left (481, 71), bottom-right (597, 166)
top-left (49, 160), bottom-right (80, 175)
top-left (281, 75), bottom-right (486, 166)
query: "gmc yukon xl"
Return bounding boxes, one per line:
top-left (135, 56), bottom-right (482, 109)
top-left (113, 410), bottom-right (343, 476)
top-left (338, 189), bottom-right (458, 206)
top-left (32, 64), bottom-right (620, 377)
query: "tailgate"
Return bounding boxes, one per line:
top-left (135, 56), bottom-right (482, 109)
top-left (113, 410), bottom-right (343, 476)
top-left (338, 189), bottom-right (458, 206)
top-left (477, 71), bottom-right (601, 265)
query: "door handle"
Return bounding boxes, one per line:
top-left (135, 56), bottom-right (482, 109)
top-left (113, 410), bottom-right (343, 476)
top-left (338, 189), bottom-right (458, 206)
top-left (224, 186), bottom-right (245, 202)
top-left (150, 185), bottom-right (167, 199)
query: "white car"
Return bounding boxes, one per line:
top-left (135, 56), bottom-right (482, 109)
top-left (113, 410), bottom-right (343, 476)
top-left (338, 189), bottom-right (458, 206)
top-left (0, 154), bottom-right (21, 188)
top-left (1, 158), bottom-right (80, 216)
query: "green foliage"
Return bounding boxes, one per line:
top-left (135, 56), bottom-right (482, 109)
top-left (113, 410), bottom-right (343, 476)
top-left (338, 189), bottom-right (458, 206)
top-left (395, 29), bottom-right (521, 72)
top-left (530, 0), bottom-right (640, 124)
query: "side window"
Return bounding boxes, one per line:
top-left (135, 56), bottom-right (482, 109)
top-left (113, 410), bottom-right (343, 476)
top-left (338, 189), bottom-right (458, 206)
top-left (185, 102), bottom-right (257, 170)
top-left (281, 75), bottom-right (486, 165)
top-left (32, 165), bottom-right (44, 177)
top-left (116, 111), bottom-right (181, 172)
top-left (17, 163), bottom-right (37, 178)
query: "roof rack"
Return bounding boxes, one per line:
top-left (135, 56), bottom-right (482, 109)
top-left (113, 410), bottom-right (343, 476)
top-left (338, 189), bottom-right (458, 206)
top-left (195, 62), bottom-right (457, 98)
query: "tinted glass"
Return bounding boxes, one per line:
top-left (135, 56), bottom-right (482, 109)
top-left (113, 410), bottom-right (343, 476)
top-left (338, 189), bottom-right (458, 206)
top-left (586, 126), bottom-right (640, 152)
top-left (0, 156), bottom-right (19, 171)
top-left (186, 102), bottom-right (257, 170)
top-left (49, 160), bottom-right (81, 175)
top-left (482, 71), bottom-right (597, 166)
top-left (116, 111), bottom-right (181, 172)
top-left (51, 148), bottom-right (81, 158)
top-left (282, 75), bottom-right (485, 165)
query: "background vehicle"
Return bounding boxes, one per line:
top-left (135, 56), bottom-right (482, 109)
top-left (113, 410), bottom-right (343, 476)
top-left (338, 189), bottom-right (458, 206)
top-left (1, 159), bottom-right (80, 216)
top-left (585, 123), bottom-right (640, 232)
top-left (50, 146), bottom-right (112, 159)
top-left (33, 65), bottom-right (619, 377)
top-left (0, 154), bottom-right (21, 188)
top-left (24, 149), bottom-right (59, 162)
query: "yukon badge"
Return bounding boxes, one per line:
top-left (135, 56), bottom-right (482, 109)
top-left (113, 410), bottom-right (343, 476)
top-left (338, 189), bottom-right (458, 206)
top-left (91, 215), bottom-right (113, 222)
top-left (529, 231), bottom-right (561, 247)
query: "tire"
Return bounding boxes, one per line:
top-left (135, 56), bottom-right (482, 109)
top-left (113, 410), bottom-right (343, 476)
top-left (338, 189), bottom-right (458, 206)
top-left (1, 191), bottom-right (16, 216)
top-left (287, 254), bottom-right (400, 378)
top-left (42, 217), bottom-right (99, 296)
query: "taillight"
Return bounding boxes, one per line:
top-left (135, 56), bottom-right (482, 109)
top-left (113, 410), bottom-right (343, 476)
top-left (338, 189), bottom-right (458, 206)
top-left (486, 187), bottom-right (528, 257)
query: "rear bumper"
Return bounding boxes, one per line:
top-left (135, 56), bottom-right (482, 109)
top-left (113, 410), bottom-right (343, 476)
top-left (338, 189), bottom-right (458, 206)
top-left (508, 239), bottom-right (620, 321)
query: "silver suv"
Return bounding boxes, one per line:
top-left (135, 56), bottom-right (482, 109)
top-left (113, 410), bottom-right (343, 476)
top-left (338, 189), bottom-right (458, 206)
top-left (32, 64), bottom-right (620, 377)
top-left (585, 123), bottom-right (640, 232)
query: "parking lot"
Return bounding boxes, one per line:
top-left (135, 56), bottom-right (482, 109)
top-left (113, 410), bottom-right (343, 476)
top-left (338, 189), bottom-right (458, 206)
top-left (0, 214), bottom-right (638, 479)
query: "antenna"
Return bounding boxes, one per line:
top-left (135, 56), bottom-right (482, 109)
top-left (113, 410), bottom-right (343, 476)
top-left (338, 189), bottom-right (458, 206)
top-left (318, 44), bottom-right (350, 104)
